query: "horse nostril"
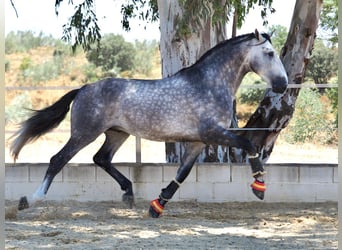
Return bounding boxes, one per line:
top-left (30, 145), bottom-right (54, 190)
top-left (272, 76), bottom-right (288, 93)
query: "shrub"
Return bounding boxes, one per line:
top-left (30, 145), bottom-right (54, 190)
top-left (19, 57), bottom-right (32, 81)
top-left (5, 31), bottom-right (61, 54)
top-left (133, 40), bottom-right (158, 76)
top-left (5, 92), bottom-right (32, 124)
top-left (325, 86), bottom-right (338, 128)
top-left (26, 58), bottom-right (64, 85)
top-left (82, 63), bottom-right (103, 83)
top-left (238, 80), bottom-right (266, 105)
top-left (284, 88), bottom-right (331, 144)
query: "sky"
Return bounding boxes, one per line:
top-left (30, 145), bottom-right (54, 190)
top-left (5, 0), bottom-right (296, 42)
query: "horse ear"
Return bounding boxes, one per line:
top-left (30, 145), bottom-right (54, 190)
top-left (254, 29), bottom-right (260, 41)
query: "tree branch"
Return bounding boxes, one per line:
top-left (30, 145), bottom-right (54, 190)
top-left (10, 0), bottom-right (19, 18)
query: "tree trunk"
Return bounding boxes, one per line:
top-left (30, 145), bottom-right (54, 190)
top-left (157, 0), bottom-right (227, 163)
top-left (230, 0), bottom-right (323, 163)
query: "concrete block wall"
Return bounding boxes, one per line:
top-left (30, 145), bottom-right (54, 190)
top-left (5, 163), bottom-right (338, 202)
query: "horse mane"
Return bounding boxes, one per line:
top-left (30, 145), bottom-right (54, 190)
top-left (194, 33), bottom-right (256, 65)
top-left (177, 32), bottom-right (271, 75)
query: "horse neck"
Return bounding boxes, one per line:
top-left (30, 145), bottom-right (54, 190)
top-left (200, 45), bottom-right (250, 94)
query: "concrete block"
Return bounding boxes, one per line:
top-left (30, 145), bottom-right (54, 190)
top-left (231, 165), bottom-right (251, 182)
top-left (133, 182), bottom-right (163, 200)
top-left (178, 182), bottom-right (198, 201)
top-left (5, 182), bottom-right (38, 200)
top-left (163, 165), bottom-right (178, 182)
top-left (63, 164), bottom-right (96, 182)
top-left (131, 165), bottom-right (162, 183)
top-left (5, 163), bottom-right (338, 203)
top-left (47, 181), bottom-right (122, 201)
top-left (5, 166), bottom-right (29, 182)
top-left (76, 182), bottom-right (122, 201)
top-left (313, 183), bottom-right (338, 201)
top-left (300, 166), bottom-right (333, 183)
top-left (92, 181), bottom-right (122, 201)
top-left (266, 183), bottom-right (317, 202)
top-left (333, 167), bottom-right (338, 183)
top-left (194, 182), bottom-right (214, 202)
top-left (213, 182), bottom-right (251, 202)
top-left (267, 166), bottom-right (299, 183)
top-left (47, 182), bottom-right (88, 201)
top-left (197, 164), bottom-right (230, 183)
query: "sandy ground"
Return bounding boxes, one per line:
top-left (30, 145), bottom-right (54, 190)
top-left (5, 200), bottom-right (337, 249)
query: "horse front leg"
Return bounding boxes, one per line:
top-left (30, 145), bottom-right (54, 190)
top-left (247, 154), bottom-right (266, 200)
top-left (200, 124), bottom-right (266, 200)
top-left (149, 142), bottom-right (205, 218)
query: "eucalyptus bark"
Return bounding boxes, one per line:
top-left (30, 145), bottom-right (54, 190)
top-left (230, 0), bottom-right (323, 163)
top-left (157, 0), bottom-right (227, 163)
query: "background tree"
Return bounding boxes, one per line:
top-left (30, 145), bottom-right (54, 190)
top-left (133, 40), bottom-right (159, 76)
top-left (305, 39), bottom-right (338, 87)
top-left (86, 34), bottom-right (135, 76)
top-left (267, 25), bottom-right (288, 54)
top-left (319, 0), bottom-right (338, 45)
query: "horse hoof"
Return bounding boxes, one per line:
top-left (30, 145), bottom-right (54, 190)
top-left (149, 206), bottom-right (161, 218)
top-left (149, 199), bottom-right (164, 218)
top-left (122, 194), bottom-right (134, 209)
top-left (251, 179), bottom-right (266, 200)
top-left (18, 196), bottom-right (29, 210)
top-left (252, 189), bottom-right (265, 200)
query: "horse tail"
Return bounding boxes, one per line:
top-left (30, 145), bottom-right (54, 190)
top-left (10, 88), bottom-right (80, 161)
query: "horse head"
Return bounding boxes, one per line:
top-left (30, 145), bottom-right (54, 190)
top-left (247, 29), bottom-right (288, 93)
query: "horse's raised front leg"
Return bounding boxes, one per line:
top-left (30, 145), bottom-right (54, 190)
top-left (93, 130), bottom-right (134, 208)
top-left (200, 123), bottom-right (266, 200)
top-left (149, 142), bottom-right (205, 218)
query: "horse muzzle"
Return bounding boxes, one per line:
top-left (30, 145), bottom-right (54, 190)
top-left (271, 76), bottom-right (288, 94)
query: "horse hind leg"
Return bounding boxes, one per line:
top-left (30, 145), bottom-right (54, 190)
top-left (93, 130), bottom-right (133, 208)
top-left (18, 134), bottom-right (99, 210)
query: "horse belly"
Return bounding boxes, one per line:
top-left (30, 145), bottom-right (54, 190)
top-left (115, 102), bottom-right (201, 142)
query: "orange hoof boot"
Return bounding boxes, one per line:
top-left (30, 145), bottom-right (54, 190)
top-left (251, 179), bottom-right (266, 200)
top-left (149, 198), bottom-right (164, 218)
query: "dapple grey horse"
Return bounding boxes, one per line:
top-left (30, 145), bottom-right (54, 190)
top-left (11, 30), bottom-right (288, 217)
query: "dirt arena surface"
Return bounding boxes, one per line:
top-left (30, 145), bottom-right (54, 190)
top-left (5, 200), bottom-right (337, 249)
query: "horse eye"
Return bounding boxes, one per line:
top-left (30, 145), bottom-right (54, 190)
top-left (268, 51), bottom-right (274, 57)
